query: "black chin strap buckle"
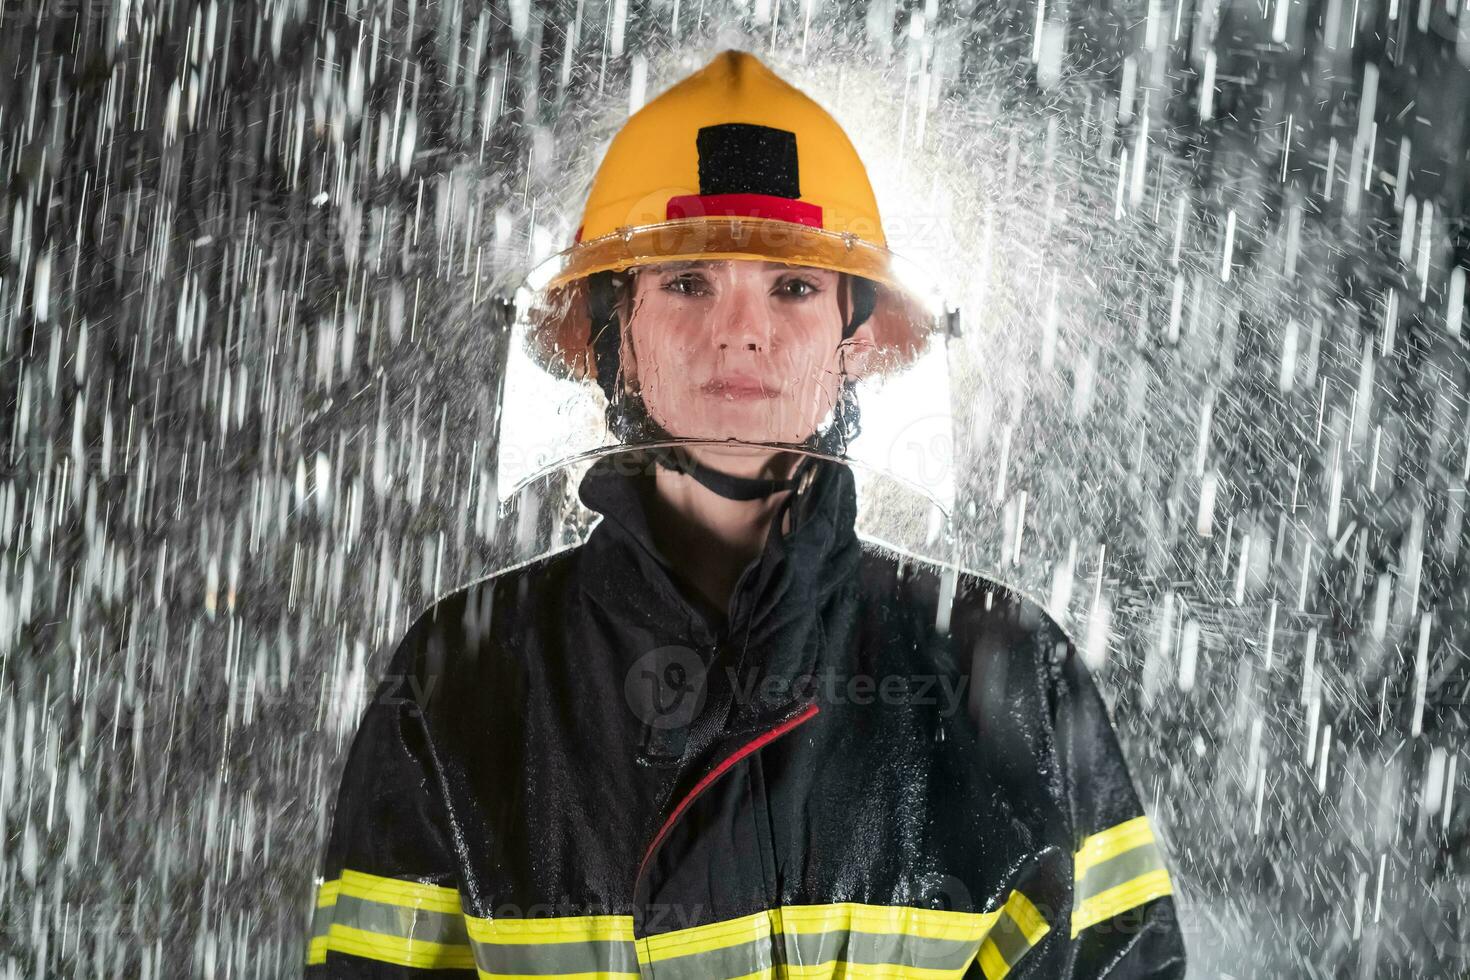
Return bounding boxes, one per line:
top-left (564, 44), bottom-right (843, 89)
top-left (646, 446), bottom-right (817, 501)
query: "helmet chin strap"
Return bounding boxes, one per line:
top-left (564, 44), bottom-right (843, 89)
top-left (645, 444), bottom-right (818, 501)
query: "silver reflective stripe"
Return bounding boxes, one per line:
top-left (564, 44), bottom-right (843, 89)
top-left (976, 890), bottom-right (1052, 980)
top-left (785, 928), bottom-right (982, 971)
top-left (331, 893), bottom-right (470, 946)
top-left (460, 901), bottom-right (1049, 978)
top-left (464, 915), bottom-right (641, 977)
top-left (1076, 840), bottom-right (1167, 903)
top-left (307, 872), bottom-right (478, 969)
top-left (310, 902), bottom-right (335, 942)
top-left (636, 935), bottom-right (777, 980)
top-left (470, 938), bottom-right (641, 976)
top-left (981, 909), bottom-right (1033, 973)
top-left (644, 928), bottom-right (983, 979)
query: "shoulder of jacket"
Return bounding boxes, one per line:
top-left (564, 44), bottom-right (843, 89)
top-left (855, 539), bottom-right (1075, 669)
top-left (385, 542), bottom-right (584, 677)
top-left (853, 538), bottom-right (1000, 605)
top-left (433, 538), bottom-right (585, 609)
top-left (915, 562), bottom-right (1074, 680)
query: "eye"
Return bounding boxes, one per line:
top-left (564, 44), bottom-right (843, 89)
top-left (661, 273), bottom-right (709, 296)
top-left (776, 275), bottom-right (822, 298)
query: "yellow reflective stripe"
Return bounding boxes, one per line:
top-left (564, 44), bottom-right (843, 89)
top-left (304, 871), bottom-right (474, 968)
top-left (776, 964), bottom-right (980, 979)
top-left (975, 890), bottom-right (1052, 980)
top-left (641, 907), bottom-right (774, 960)
top-left (476, 974), bottom-right (638, 980)
top-left (326, 924), bottom-right (477, 969)
top-left (306, 879), bottom-right (339, 965)
top-left (638, 900), bottom-right (1008, 962)
top-left (309, 893), bottom-right (1061, 974)
top-left (1071, 868), bottom-right (1174, 937)
top-left (719, 965), bottom-right (984, 980)
top-left (1073, 815), bottom-right (1155, 879)
top-left (464, 913), bottom-right (637, 945)
top-left (1071, 816), bottom-right (1176, 937)
top-left (626, 896), bottom-right (1045, 978)
top-left (1000, 890), bottom-right (1048, 947)
top-left (316, 879), bottom-right (341, 909)
top-left (779, 901), bottom-right (1005, 941)
top-left (338, 868), bottom-right (464, 915)
top-left (466, 913), bottom-right (640, 976)
top-left (976, 938), bottom-right (1011, 980)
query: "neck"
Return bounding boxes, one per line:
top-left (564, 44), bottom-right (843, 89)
top-left (641, 448), bottom-right (800, 615)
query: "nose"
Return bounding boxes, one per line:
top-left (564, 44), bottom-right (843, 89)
top-left (708, 280), bottom-right (775, 354)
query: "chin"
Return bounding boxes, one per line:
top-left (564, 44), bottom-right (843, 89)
top-left (645, 392), bottom-right (832, 444)
top-left (685, 415), bottom-right (820, 446)
top-left (650, 419), bottom-right (818, 449)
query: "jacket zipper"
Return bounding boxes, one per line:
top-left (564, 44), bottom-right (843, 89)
top-left (632, 488), bottom-right (807, 904)
top-left (633, 700), bottom-right (820, 889)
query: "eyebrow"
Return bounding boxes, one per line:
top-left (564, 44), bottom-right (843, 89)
top-left (648, 260), bottom-right (823, 273)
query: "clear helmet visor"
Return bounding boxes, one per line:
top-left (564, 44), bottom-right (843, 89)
top-left (495, 218), bottom-right (957, 551)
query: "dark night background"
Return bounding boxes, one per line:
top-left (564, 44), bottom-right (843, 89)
top-left (1, 0), bottom-right (1467, 974)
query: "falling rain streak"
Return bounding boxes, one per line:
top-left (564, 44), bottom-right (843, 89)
top-left (0, 0), bottom-right (1468, 975)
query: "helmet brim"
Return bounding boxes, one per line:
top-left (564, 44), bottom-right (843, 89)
top-left (517, 217), bottom-right (947, 386)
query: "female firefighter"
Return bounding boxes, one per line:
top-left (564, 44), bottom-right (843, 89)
top-left (306, 49), bottom-right (1188, 978)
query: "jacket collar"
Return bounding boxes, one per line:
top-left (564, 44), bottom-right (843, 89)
top-left (577, 448), bottom-right (862, 730)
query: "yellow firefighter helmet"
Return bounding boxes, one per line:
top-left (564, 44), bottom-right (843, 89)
top-left (520, 48), bottom-right (944, 386)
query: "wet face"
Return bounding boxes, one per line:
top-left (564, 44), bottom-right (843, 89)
top-left (617, 259), bottom-right (873, 450)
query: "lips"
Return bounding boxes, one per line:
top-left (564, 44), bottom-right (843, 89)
top-left (701, 375), bottom-right (783, 399)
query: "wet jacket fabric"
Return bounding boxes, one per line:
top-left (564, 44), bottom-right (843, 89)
top-left (305, 451), bottom-right (1188, 978)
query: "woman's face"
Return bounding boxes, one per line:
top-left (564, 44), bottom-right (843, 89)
top-left (618, 259), bottom-right (873, 448)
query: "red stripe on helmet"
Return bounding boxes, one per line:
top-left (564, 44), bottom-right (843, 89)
top-left (665, 193), bottom-right (824, 228)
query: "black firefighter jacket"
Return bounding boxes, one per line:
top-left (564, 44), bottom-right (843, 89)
top-left (305, 450), bottom-right (1188, 979)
